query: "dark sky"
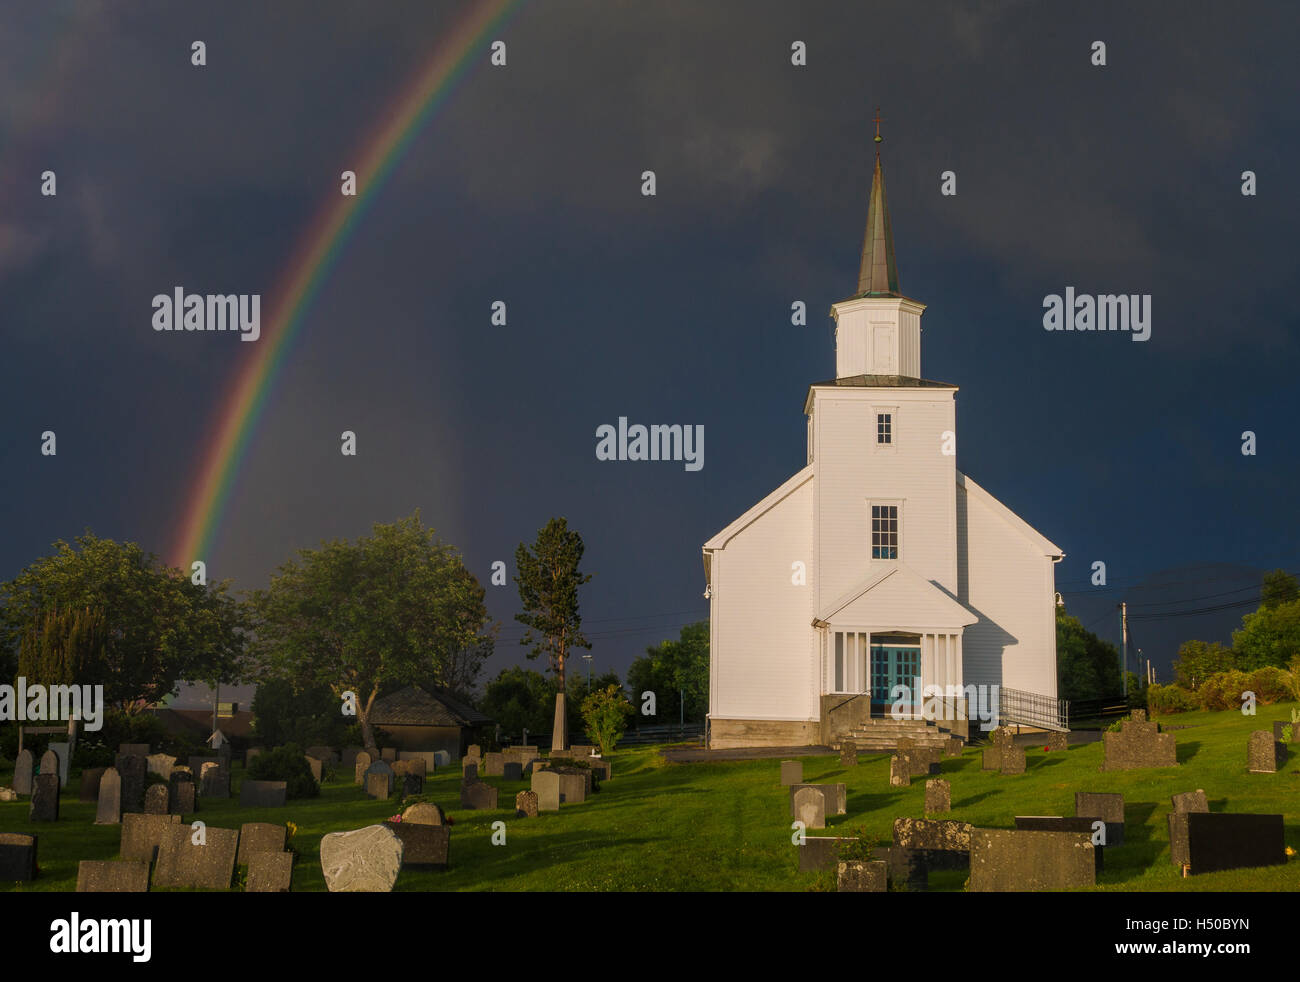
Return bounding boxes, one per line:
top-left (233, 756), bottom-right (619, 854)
top-left (2, 1), bottom-right (1297, 690)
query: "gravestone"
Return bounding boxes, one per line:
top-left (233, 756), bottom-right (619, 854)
top-left (1046, 730), bottom-right (1068, 752)
top-left (95, 768), bottom-right (122, 824)
top-left (837, 860), bottom-right (887, 892)
top-left (1102, 716), bottom-right (1178, 770)
top-left (144, 784), bottom-right (169, 814)
top-left (304, 746), bottom-right (338, 764)
top-left (999, 745), bottom-right (1027, 775)
top-left (943, 736), bottom-right (963, 758)
top-left (353, 751), bottom-right (373, 786)
top-left (168, 768), bottom-right (196, 814)
top-left (461, 781), bottom-right (498, 810)
top-left (115, 754), bottom-right (147, 812)
top-left (969, 829), bottom-right (1096, 891)
top-left (588, 758), bottom-right (612, 781)
top-left (466, 744), bottom-right (482, 760)
top-left (320, 824), bottom-right (404, 892)
top-left (433, 750), bottom-right (451, 767)
top-left (1168, 790), bottom-right (1210, 866)
top-left (0, 832), bottom-right (37, 881)
top-left (788, 783), bottom-right (847, 816)
top-left (503, 761), bottom-right (523, 781)
top-left (1171, 789), bottom-right (1209, 813)
top-left (900, 747), bottom-right (942, 777)
top-left (798, 836), bottom-right (860, 872)
top-left (76, 860), bottom-right (150, 892)
top-left (780, 759), bottom-right (802, 787)
top-left (80, 767), bottom-right (107, 802)
top-left (119, 743), bottom-right (150, 757)
top-left (1247, 730), bottom-right (1286, 773)
top-left (246, 852), bottom-right (294, 892)
top-left (793, 786), bottom-right (826, 829)
top-left (47, 742), bottom-right (70, 785)
top-left (924, 779), bottom-right (951, 813)
top-left (120, 813), bottom-right (182, 863)
top-left (245, 748), bottom-right (264, 768)
top-left (557, 772), bottom-right (586, 804)
top-left (889, 755), bottom-right (910, 787)
top-left (381, 747), bottom-right (398, 762)
top-left (398, 751), bottom-right (436, 773)
top-left (13, 749), bottom-right (34, 795)
top-left (402, 772), bottom-right (423, 796)
top-left (982, 727), bottom-right (1014, 770)
top-left (236, 822), bottom-right (287, 865)
top-left (305, 756), bottom-right (325, 784)
top-left (872, 845), bottom-right (928, 891)
top-left (1013, 817), bottom-right (1107, 868)
top-left (402, 802), bottom-right (445, 825)
top-left (1075, 792), bottom-right (1125, 845)
top-left (515, 790), bottom-right (539, 817)
top-left (1170, 812), bottom-right (1286, 875)
top-left (462, 761), bottom-right (479, 782)
top-left (340, 747), bottom-right (363, 769)
top-left (239, 779), bottom-right (287, 808)
top-left (532, 770), bottom-right (561, 811)
top-left (483, 752), bottom-right (505, 777)
top-left (153, 825), bottom-right (239, 890)
top-left (893, 818), bottom-right (974, 853)
top-left (146, 753), bottom-right (176, 781)
top-left (199, 761), bottom-right (230, 799)
top-left (365, 761), bottom-right (394, 799)
top-left (40, 750), bottom-right (61, 788)
top-left (30, 773), bottom-right (59, 821)
top-left (840, 741), bottom-right (858, 767)
top-left (386, 820), bottom-right (450, 869)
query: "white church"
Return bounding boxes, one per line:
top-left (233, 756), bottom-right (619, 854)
top-left (702, 139), bottom-right (1065, 750)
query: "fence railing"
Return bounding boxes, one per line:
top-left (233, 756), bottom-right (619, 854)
top-left (1066, 694), bottom-right (1130, 723)
top-left (619, 722), bottom-right (705, 745)
top-left (997, 686), bottom-right (1069, 731)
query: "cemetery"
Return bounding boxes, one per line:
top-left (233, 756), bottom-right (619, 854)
top-left (0, 699), bottom-right (1296, 891)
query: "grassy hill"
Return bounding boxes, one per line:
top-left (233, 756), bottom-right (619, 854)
top-left (2, 702), bottom-right (1297, 891)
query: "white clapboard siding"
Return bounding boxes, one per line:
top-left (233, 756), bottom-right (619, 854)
top-left (956, 473), bottom-right (1063, 697)
top-left (706, 470), bottom-right (815, 721)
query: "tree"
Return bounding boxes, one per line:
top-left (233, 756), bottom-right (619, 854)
top-left (1231, 598), bottom-right (1300, 671)
top-left (1171, 640), bottom-right (1236, 690)
top-left (1055, 607), bottom-right (1122, 701)
top-left (17, 607), bottom-right (107, 749)
top-left (626, 621), bottom-right (709, 725)
top-left (479, 667), bottom-right (555, 743)
top-left (513, 518), bottom-right (591, 749)
top-left (1, 533), bottom-right (217, 711)
top-left (566, 669), bottom-right (623, 740)
top-left (580, 684), bottom-right (634, 755)
top-left (250, 513), bottom-right (491, 751)
top-left (1261, 569), bottom-right (1300, 609)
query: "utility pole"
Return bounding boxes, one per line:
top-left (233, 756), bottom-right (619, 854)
top-left (1119, 602), bottom-right (1129, 698)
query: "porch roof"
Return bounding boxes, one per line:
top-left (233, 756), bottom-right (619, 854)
top-left (813, 564), bottom-right (978, 633)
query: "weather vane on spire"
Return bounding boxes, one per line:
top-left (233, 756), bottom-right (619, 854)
top-left (872, 107), bottom-right (884, 145)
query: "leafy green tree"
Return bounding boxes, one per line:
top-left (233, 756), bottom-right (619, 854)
top-left (580, 684), bottom-right (634, 755)
top-left (626, 621), bottom-right (709, 724)
top-left (1231, 598), bottom-right (1300, 671)
top-left (566, 669), bottom-right (622, 740)
top-left (479, 666), bottom-right (555, 742)
top-left (251, 678), bottom-right (354, 748)
top-left (1, 533), bottom-right (220, 711)
top-left (1055, 607), bottom-right (1122, 701)
top-left (1261, 569), bottom-right (1300, 609)
top-left (250, 513), bottom-right (490, 752)
top-left (1171, 639), bottom-right (1236, 690)
top-left (513, 518), bottom-right (592, 749)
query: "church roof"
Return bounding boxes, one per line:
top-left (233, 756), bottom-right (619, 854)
top-left (369, 685), bottom-right (493, 727)
top-left (853, 151), bottom-right (902, 299)
top-left (809, 374), bottom-right (957, 389)
top-left (814, 564), bottom-right (978, 632)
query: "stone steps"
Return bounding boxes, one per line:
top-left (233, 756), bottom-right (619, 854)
top-left (830, 717), bottom-right (958, 753)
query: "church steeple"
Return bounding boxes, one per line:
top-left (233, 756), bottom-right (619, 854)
top-left (855, 109), bottom-right (900, 298)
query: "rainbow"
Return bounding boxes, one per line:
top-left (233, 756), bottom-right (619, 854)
top-left (170, 0), bottom-right (525, 569)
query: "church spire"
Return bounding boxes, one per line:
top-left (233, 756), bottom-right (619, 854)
top-left (855, 108), bottom-right (901, 298)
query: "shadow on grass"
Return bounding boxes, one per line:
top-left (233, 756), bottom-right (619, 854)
top-left (1175, 740), bottom-right (1201, 764)
top-left (952, 791), bottom-right (1000, 809)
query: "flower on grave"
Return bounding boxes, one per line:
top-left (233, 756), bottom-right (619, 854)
top-left (389, 815), bottom-right (402, 823)
top-left (1043, 746), bottom-right (1050, 752)
top-left (285, 821), bottom-right (298, 840)
top-left (1287, 846), bottom-right (1296, 857)
top-left (445, 816), bottom-right (455, 826)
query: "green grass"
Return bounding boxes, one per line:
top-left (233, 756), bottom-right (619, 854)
top-left (2, 703), bottom-right (1298, 891)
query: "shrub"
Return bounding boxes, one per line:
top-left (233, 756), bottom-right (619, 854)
top-left (1196, 670), bottom-right (1254, 711)
top-left (246, 744), bottom-right (319, 799)
top-left (1147, 683), bottom-right (1198, 716)
top-left (1247, 666), bottom-right (1294, 705)
top-left (1105, 716), bottom-right (1129, 733)
top-left (579, 685), bottom-right (634, 755)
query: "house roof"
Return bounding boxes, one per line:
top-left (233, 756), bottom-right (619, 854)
top-left (369, 685), bottom-right (493, 727)
top-left (815, 564), bottom-right (978, 632)
top-left (809, 374), bottom-right (958, 389)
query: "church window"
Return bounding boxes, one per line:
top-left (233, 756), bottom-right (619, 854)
top-left (871, 504), bottom-right (899, 559)
top-left (877, 413), bottom-right (892, 444)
